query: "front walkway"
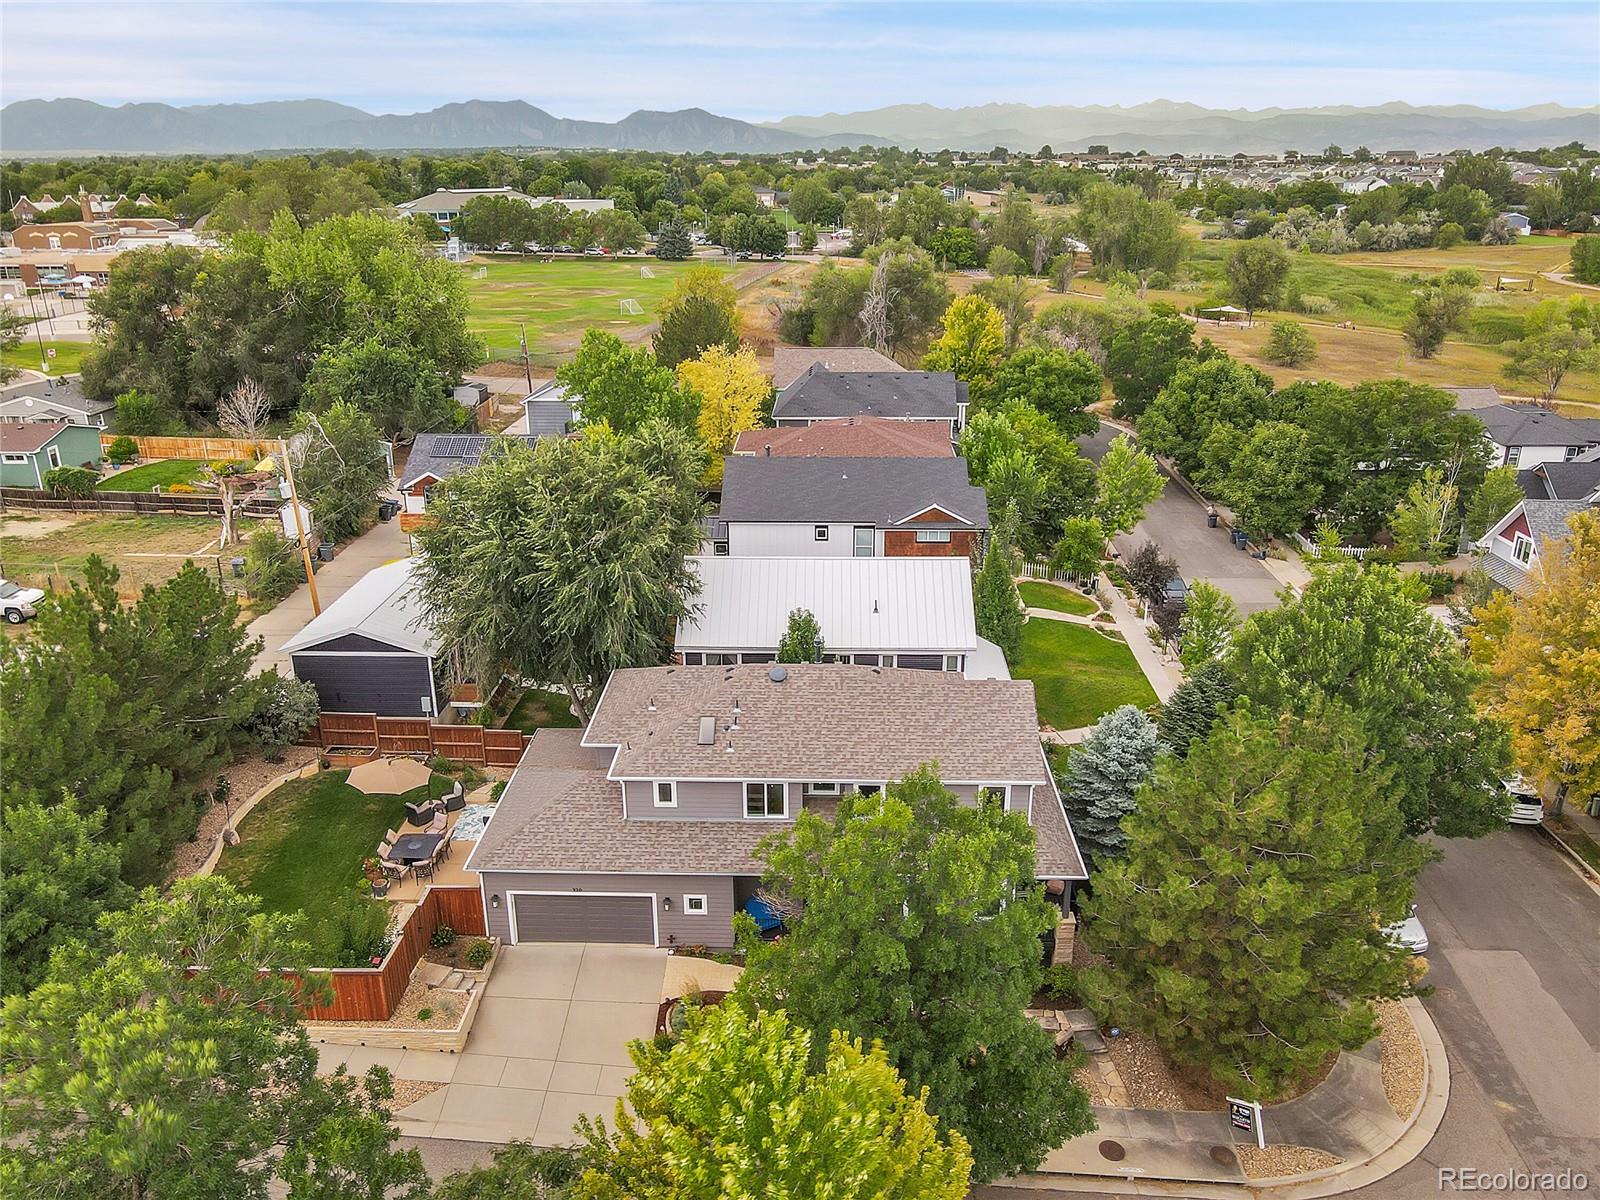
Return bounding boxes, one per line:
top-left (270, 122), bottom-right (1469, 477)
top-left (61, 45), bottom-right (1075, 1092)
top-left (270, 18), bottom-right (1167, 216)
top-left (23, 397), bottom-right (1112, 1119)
top-left (322, 944), bottom-right (665, 1146)
top-left (1095, 576), bottom-right (1181, 701)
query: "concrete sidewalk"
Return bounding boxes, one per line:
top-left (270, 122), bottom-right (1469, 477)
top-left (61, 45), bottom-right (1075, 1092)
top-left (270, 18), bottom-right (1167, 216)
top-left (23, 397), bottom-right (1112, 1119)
top-left (1096, 575), bottom-right (1181, 702)
top-left (247, 514), bottom-right (412, 675)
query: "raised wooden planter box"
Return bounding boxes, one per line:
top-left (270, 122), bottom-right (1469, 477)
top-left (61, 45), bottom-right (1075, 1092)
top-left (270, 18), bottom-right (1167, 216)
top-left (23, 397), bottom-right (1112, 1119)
top-left (304, 938), bottom-right (501, 1051)
top-left (324, 746), bottom-right (379, 767)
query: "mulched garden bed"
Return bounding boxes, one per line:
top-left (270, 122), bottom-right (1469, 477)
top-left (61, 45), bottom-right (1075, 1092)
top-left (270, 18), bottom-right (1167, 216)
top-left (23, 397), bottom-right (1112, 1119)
top-left (167, 747), bottom-right (320, 883)
top-left (655, 990), bottom-right (730, 1036)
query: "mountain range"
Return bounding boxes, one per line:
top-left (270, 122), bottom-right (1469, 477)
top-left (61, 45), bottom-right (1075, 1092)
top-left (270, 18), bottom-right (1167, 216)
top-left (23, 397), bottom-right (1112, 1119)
top-left (2, 97), bottom-right (1595, 155)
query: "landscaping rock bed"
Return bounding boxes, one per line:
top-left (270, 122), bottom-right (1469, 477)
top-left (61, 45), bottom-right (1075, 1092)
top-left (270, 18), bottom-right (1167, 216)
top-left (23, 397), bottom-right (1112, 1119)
top-left (1376, 999), bottom-right (1425, 1119)
top-left (391, 1079), bottom-right (445, 1109)
top-left (167, 748), bottom-right (319, 882)
top-left (318, 977), bottom-right (466, 1031)
top-left (1236, 1145), bottom-right (1342, 1179)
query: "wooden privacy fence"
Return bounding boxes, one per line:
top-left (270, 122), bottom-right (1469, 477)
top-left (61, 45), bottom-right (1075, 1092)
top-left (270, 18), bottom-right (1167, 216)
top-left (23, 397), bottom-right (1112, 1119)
top-left (0, 485), bottom-right (280, 518)
top-left (99, 433), bottom-right (276, 461)
top-left (299, 886), bottom-right (487, 1022)
top-left (314, 712), bottom-right (529, 767)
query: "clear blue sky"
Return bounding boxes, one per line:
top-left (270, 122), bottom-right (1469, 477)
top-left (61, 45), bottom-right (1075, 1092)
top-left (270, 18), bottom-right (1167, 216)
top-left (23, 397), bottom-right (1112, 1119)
top-left (3, 1), bottom-right (1596, 118)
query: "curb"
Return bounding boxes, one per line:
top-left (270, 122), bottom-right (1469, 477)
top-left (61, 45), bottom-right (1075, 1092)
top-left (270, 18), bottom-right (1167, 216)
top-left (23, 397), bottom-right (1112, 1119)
top-left (993, 996), bottom-right (1449, 1197)
top-left (1538, 821), bottom-right (1600, 888)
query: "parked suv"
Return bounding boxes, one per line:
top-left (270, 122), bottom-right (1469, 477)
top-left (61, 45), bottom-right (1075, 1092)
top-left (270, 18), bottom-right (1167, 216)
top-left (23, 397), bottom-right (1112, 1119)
top-left (0, 578), bottom-right (45, 624)
top-left (1502, 774), bottom-right (1544, 825)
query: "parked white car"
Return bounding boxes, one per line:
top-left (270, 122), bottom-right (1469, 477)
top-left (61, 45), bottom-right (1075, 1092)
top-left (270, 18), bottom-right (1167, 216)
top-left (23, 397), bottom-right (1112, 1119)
top-left (1503, 774), bottom-right (1544, 825)
top-left (1385, 903), bottom-right (1430, 955)
top-left (0, 578), bottom-right (45, 624)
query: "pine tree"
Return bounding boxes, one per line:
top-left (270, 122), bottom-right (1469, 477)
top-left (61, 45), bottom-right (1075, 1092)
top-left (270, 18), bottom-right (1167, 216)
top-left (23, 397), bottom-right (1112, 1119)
top-left (1059, 705), bottom-right (1162, 862)
top-left (1083, 701), bottom-right (1428, 1098)
top-left (654, 215), bottom-right (693, 261)
top-left (973, 539), bottom-right (1025, 666)
top-left (1157, 658), bottom-right (1236, 756)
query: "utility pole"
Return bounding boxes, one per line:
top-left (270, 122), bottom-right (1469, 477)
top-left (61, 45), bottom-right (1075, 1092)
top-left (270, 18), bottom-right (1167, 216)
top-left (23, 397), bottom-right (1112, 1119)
top-left (278, 437), bottom-right (321, 616)
top-left (519, 321), bottom-right (533, 393)
top-left (24, 285), bottom-right (49, 373)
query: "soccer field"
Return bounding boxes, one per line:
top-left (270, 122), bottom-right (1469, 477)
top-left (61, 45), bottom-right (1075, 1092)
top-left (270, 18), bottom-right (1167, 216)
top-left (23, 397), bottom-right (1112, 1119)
top-left (461, 257), bottom-right (739, 362)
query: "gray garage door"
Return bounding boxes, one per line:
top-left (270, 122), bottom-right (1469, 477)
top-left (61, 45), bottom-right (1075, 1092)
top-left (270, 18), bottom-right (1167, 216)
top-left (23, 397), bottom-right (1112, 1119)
top-left (512, 893), bottom-right (655, 944)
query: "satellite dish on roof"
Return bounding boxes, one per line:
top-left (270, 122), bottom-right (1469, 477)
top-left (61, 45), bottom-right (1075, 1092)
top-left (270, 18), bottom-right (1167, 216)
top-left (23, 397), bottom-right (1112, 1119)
top-left (769, 666), bottom-right (788, 683)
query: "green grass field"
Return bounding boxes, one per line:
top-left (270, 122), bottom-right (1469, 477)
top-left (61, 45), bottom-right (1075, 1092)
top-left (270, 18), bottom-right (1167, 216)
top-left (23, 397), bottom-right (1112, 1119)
top-left (1, 340), bottom-right (91, 375)
top-left (98, 459), bottom-right (206, 490)
top-left (1018, 580), bottom-right (1099, 617)
top-left (215, 770), bottom-right (453, 915)
top-left (462, 257), bottom-right (740, 360)
top-left (1013, 618), bottom-right (1157, 731)
top-left (505, 686), bottom-right (581, 732)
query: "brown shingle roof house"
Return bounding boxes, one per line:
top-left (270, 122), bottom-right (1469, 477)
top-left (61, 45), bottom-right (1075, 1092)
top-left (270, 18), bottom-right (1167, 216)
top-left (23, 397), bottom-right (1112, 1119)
top-left (732, 414), bottom-right (954, 458)
top-left (771, 346), bottom-right (902, 390)
top-left (465, 664), bottom-right (1084, 948)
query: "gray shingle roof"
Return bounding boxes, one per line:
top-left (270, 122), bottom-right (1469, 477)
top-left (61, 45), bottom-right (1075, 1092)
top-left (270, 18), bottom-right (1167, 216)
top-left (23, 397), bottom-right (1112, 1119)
top-left (1443, 386), bottom-right (1503, 411)
top-left (771, 347), bottom-right (903, 390)
top-left (0, 376), bottom-right (109, 421)
top-left (1523, 498), bottom-right (1594, 543)
top-left (1473, 404), bottom-right (1600, 448)
top-left (719, 455), bottom-right (988, 527)
top-left (774, 368), bottom-right (968, 421)
top-left (399, 432), bottom-right (540, 490)
top-left (1519, 461), bottom-right (1600, 501)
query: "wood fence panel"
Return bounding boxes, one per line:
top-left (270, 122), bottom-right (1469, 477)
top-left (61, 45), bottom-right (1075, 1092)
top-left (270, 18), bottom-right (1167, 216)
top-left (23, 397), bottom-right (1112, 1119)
top-left (100, 433), bottom-right (274, 461)
top-left (0, 485), bottom-right (277, 518)
top-left (318, 713), bottom-right (379, 746)
top-left (429, 724), bottom-right (486, 764)
top-left (431, 886), bottom-right (488, 937)
top-left (375, 717), bottom-right (434, 756)
top-left (484, 729), bottom-right (530, 767)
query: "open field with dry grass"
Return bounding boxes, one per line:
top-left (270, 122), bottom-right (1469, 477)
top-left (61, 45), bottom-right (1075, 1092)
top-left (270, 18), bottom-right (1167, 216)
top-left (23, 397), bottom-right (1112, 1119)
top-left (0, 513), bottom-right (258, 598)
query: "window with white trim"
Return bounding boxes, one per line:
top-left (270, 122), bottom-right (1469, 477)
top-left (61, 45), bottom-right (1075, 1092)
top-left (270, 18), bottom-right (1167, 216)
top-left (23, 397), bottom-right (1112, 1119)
top-left (915, 528), bottom-right (952, 543)
top-left (1511, 533), bottom-right (1534, 566)
top-left (683, 894), bottom-right (708, 915)
top-left (944, 655), bottom-right (963, 672)
top-left (1506, 445), bottom-right (1522, 466)
top-left (813, 524), bottom-right (829, 541)
top-left (46, 446), bottom-right (61, 469)
top-left (745, 781), bottom-right (787, 818)
top-left (2, 453), bottom-right (26, 463)
top-left (682, 652), bottom-right (703, 665)
top-left (806, 782), bottom-right (841, 795)
top-left (1566, 445), bottom-right (1585, 461)
top-left (655, 781), bottom-right (677, 808)
top-left (853, 525), bottom-right (875, 557)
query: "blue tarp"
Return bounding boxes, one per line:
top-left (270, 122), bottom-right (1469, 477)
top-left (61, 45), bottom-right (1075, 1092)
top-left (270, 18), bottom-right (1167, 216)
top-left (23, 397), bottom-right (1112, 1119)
top-left (743, 895), bottom-right (783, 932)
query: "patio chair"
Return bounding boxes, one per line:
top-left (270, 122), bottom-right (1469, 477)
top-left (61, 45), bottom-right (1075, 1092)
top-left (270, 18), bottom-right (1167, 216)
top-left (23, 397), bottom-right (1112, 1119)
top-left (437, 828), bottom-right (454, 861)
top-left (404, 799), bottom-right (437, 827)
top-left (425, 811), bottom-right (447, 835)
top-left (443, 782), bottom-right (467, 813)
top-left (411, 855), bottom-right (436, 882)
top-left (379, 854), bottom-right (412, 882)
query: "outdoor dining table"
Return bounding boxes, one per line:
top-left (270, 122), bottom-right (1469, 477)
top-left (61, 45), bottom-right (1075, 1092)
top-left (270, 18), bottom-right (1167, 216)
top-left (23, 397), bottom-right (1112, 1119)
top-left (390, 833), bottom-right (444, 864)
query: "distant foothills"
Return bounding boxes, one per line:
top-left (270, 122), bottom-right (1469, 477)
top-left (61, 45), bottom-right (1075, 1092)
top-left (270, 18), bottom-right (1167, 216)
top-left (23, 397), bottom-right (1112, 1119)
top-left (3, 97), bottom-right (1597, 156)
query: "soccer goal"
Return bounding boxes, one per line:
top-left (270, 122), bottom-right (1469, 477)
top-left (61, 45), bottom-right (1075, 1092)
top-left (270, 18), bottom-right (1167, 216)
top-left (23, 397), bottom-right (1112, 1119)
top-left (620, 299), bottom-right (644, 315)
top-left (472, 267), bottom-right (487, 279)
top-left (640, 265), bottom-right (656, 279)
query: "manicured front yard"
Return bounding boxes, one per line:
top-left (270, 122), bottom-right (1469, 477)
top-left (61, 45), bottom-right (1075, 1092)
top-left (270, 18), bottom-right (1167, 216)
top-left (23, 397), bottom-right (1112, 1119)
top-left (1019, 580), bottom-right (1099, 617)
top-left (504, 686), bottom-right (582, 732)
top-left (1013, 618), bottom-right (1157, 730)
top-left (215, 769), bottom-right (453, 915)
top-left (98, 459), bottom-right (207, 490)
top-left (0, 340), bottom-right (90, 375)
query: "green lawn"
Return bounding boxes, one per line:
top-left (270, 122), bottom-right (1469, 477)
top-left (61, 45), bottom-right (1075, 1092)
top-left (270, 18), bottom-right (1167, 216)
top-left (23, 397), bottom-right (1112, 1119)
top-left (98, 459), bottom-right (207, 490)
top-left (504, 687), bottom-right (581, 732)
top-left (1013, 618), bottom-right (1157, 731)
top-left (0, 340), bottom-right (91, 375)
top-left (463, 257), bottom-right (739, 360)
top-left (215, 769), bottom-right (453, 915)
top-left (1019, 580), bottom-right (1099, 617)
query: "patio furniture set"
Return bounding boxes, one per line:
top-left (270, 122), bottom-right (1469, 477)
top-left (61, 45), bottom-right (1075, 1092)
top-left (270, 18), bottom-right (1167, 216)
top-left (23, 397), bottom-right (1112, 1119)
top-left (375, 782), bottom-right (467, 885)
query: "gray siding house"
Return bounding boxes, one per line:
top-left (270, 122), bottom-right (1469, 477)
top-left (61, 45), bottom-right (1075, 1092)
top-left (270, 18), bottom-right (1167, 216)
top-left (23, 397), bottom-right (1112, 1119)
top-left (0, 377), bottom-right (114, 428)
top-left (281, 558), bottom-right (444, 717)
top-left (467, 663), bottom-right (1084, 947)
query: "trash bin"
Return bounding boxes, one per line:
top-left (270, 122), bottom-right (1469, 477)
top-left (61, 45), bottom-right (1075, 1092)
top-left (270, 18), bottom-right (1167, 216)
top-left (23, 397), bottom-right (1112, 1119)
top-left (1207, 510), bottom-right (1219, 528)
top-left (230, 557), bottom-right (246, 578)
top-left (317, 541), bottom-right (335, 562)
top-left (378, 499), bottom-right (399, 522)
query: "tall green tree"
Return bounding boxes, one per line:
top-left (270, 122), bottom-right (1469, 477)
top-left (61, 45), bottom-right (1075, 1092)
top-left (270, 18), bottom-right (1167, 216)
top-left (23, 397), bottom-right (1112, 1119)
top-left (556, 329), bottom-right (698, 433)
top-left (777, 608), bottom-right (826, 664)
top-left (1104, 306), bottom-right (1206, 421)
top-left (302, 336), bottom-right (463, 439)
top-left (1136, 353), bottom-right (1278, 485)
top-left (654, 215), bottom-right (693, 261)
top-left (653, 266), bottom-right (740, 368)
top-left (1093, 434), bottom-right (1164, 537)
top-left (736, 768), bottom-right (1096, 1182)
top-left (1083, 702), bottom-right (1428, 1098)
top-left (290, 400), bottom-right (390, 543)
top-left (1072, 182), bottom-right (1187, 284)
top-left (1223, 420), bottom-right (1322, 538)
top-left (1224, 238), bottom-right (1291, 322)
top-left (974, 532), bottom-right (1026, 666)
top-left (412, 422), bottom-right (706, 723)
top-left (1156, 658), bottom-right (1235, 756)
top-left (1464, 465), bottom-right (1525, 541)
top-left (1059, 705), bottom-right (1162, 863)
top-left (1177, 581), bottom-right (1241, 674)
top-left (923, 295), bottom-right (1006, 402)
top-left (989, 346), bottom-right (1100, 437)
top-left (0, 877), bottom-right (428, 1199)
top-left (577, 1003), bottom-right (972, 1200)
top-left (1228, 561), bottom-right (1511, 837)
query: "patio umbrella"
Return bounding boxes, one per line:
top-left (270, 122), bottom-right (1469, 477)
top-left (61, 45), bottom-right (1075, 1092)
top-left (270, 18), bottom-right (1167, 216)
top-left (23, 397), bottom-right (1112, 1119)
top-left (346, 757), bottom-right (433, 795)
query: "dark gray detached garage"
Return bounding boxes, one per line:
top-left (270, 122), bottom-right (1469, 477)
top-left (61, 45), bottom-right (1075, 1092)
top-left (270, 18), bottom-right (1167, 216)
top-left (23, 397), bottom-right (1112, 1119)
top-left (280, 558), bottom-right (444, 718)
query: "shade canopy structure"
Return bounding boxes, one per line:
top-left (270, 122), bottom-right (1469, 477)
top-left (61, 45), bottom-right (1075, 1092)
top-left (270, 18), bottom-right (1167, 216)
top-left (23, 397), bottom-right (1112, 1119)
top-left (1200, 305), bottom-right (1248, 314)
top-left (346, 756), bottom-right (433, 795)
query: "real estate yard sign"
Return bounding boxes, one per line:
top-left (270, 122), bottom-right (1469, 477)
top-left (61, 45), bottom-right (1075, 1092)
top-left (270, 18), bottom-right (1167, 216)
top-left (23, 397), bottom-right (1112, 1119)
top-left (1228, 1097), bottom-right (1266, 1149)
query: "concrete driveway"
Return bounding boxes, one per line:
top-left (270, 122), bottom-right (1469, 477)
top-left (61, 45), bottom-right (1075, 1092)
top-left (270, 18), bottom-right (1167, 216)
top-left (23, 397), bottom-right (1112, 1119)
top-left (322, 944), bottom-right (665, 1146)
top-left (1080, 424), bottom-right (1281, 614)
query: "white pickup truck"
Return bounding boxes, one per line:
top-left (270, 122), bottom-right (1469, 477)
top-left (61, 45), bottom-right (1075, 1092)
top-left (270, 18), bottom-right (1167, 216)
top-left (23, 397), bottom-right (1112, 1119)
top-left (0, 578), bottom-right (45, 624)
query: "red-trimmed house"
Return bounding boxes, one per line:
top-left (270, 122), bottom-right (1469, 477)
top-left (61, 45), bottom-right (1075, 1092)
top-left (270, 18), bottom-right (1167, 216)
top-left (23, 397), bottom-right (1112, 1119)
top-left (1479, 497), bottom-right (1597, 594)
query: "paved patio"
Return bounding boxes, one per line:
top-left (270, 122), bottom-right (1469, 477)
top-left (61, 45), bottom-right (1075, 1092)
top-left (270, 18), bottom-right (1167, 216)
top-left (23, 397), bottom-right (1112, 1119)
top-left (319, 943), bottom-right (665, 1145)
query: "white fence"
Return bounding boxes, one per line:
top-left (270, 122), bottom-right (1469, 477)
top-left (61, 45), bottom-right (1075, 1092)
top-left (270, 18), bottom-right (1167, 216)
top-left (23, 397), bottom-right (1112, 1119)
top-left (1293, 532), bottom-right (1369, 561)
top-left (1021, 558), bottom-right (1096, 587)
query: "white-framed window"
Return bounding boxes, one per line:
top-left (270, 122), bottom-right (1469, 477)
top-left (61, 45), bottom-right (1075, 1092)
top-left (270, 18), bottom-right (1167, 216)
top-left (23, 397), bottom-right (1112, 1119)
top-left (1511, 533), bottom-right (1534, 566)
top-left (915, 528), bottom-right (952, 543)
top-left (807, 782), bottom-right (841, 795)
top-left (2, 453), bottom-right (27, 463)
top-left (895, 653), bottom-right (943, 671)
top-left (745, 781), bottom-right (787, 819)
top-left (977, 786), bottom-right (1006, 811)
top-left (851, 653), bottom-right (879, 666)
top-left (655, 781), bottom-right (677, 808)
top-left (1566, 445), bottom-right (1585, 461)
top-left (705, 652), bottom-right (737, 666)
top-left (713, 540), bottom-right (729, 555)
top-left (944, 655), bottom-right (962, 672)
top-left (45, 446), bottom-right (61, 469)
top-left (1505, 445), bottom-right (1522, 466)
top-left (853, 525), bottom-right (875, 557)
top-left (813, 524), bottom-right (829, 541)
top-left (683, 894), bottom-right (708, 915)
top-left (682, 652), bottom-right (703, 665)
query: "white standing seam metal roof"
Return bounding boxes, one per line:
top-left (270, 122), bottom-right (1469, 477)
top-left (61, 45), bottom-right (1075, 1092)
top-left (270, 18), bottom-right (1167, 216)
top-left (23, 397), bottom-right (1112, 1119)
top-left (279, 558), bottom-right (438, 657)
top-left (675, 556), bottom-right (977, 654)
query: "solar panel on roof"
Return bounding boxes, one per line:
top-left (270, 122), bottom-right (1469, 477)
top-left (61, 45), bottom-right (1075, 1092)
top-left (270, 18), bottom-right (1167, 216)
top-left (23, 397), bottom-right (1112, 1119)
top-left (433, 436), bottom-right (492, 458)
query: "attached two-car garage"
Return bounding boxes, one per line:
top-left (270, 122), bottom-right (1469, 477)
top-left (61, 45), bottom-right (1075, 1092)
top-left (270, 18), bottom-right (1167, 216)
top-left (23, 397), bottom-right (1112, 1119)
top-left (510, 893), bottom-right (655, 944)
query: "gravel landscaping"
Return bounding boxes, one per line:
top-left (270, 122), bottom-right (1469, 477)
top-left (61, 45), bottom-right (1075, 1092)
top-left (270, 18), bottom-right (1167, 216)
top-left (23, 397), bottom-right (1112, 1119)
top-left (1376, 999), bottom-right (1424, 1119)
top-left (1236, 1145), bottom-right (1342, 1179)
top-left (317, 977), bottom-right (467, 1031)
top-left (167, 748), bottom-right (320, 883)
top-left (390, 1079), bottom-right (445, 1108)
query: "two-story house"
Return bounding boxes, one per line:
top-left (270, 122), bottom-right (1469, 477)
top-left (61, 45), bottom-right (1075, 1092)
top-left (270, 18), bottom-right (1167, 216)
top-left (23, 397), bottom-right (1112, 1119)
top-left (772, 367), bottom-right (969, 437)
top-left (732, 414), bottom-right (953, 459)
top-left (675, 554), bottom-right (1010, 679)
top-left (1479, 496), bottom-right (1596, 594)
top-left (713, 455), bottom-right (988, 558)
top-left (1473, 403), bottom-right (1600, 470)
top-left (465, 663), bottom-right (1085, 947)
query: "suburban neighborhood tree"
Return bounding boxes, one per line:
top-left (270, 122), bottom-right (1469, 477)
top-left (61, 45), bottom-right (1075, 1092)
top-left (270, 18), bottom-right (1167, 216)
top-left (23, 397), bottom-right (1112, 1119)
top-left (736, 767), bottom-right (1095, 1181)
top-left (860, 238), bottom-right (951, 355)
top-left (289, 401), bottom-right (390, 542)
top-left (1469, 509), bottom-right (1599, 815)
top-left (1104, 306), bottom-right (1204, 420)
top-left (973, 273), bottom-right (1034, 352)
top-left (557, 329), bottom-right (698, 433)
top-left (1261, 320), bottom-right (1317, 366)
top-left (1225, 238), bottom-right (1291, 322)
top-left (654, 215), bottom-right (693, 260)
top-left (0, 309), bottom-right (28, 383)
top-left (677, 344), bottom-right (767, 484)
top-left (1177, 581), bottom-right (1241, 674)
top-left (1229, 561), bottom-right (1511, 837)
top-left (1093, 434), bottom-right (1165, 536)
top-left (652, 266), bottom-right (740, 368)
top-left (974, 534), bottom-right (1026, 666)
top-left (412, 422), bottom-right (706, 724)
top-left (988, 346), bottom-right (1099, 436)
top-left (0, 878), bottom-right (428, 1198)
top-left (1390, 466), bottom-right (1460, 560)
top-left (1059, 705), bottom-right (1163, 863)
top-left (923, 294), bottom-right (1006, 402)
top-left (1501, 298), bottom-right (1600, 401)
top-left (1464, 465), bottom-right (1528, 540)
top-left (1401, 285), bottom-right (1470, 358)
top-left (1571, 234), bottom-right (1600, 285)
top-left (777, 608), bottom-right (826, 663)
top-left (1223, 420), bottom-right (1322, 539)
top-left (302, 336), bottom-right (463, 439)
top-left (1156, 658), bottom-right (1236, 756)
top-left (577, 1004), bottom-right (972, 1200)
top-left (1083, 702), bottom-right (1427, 1098)
top-left (1136, 353), bottom-right (1278, 485)
top-left (1049, 515), bottom-right (1107, 581)
top-left (1124, 540), bottom-right (1178, 608)
top-left (218, 376), bottom-right (273, 438)
top-left (1073, 182), bottom-right (1186, 285)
